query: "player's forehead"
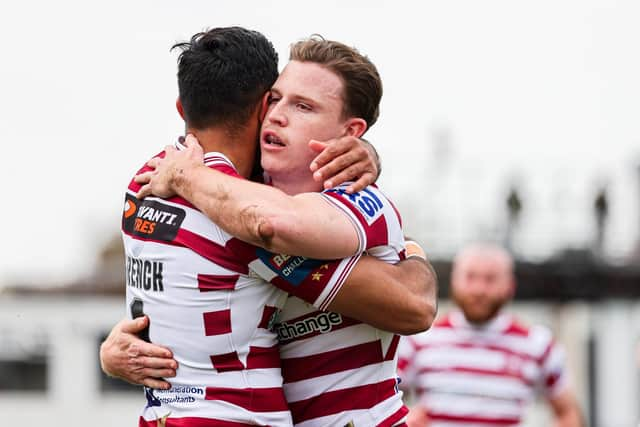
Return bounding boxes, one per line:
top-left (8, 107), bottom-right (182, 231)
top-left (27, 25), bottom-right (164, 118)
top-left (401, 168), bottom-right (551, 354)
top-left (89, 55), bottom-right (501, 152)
top-left (454, 246), bottom-right (513, 275)
top-left (272, 60), bottom-right (344, 103)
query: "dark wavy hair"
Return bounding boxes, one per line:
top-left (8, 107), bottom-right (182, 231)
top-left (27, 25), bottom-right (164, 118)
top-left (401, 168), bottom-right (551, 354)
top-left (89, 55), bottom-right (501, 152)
top-left (172, 27), bottom-right (279, 130)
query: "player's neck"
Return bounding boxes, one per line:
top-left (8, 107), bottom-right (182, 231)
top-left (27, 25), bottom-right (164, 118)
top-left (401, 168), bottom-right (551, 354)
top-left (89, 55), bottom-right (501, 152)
top-left (269, 173), bottom-right (322, 195)
top-left (187, 124), bottom-right (258, 179)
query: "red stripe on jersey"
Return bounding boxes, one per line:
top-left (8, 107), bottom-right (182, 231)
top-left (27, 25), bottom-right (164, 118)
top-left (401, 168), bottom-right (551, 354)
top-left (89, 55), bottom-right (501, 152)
top-left (282, 340), bottom-right (384, 383)
top-left (225, 237), bottom-right (260, 264)
top-left (123, 227), bottom-right (252, 276)
top-left (198, 274), bottom-right (239, 291)
top-left (417, 341), bottom-right (544, 364)
top-left (139, 416), bottom-right (256, 427)
top-left (365, 215), bottom-right (390, 248)
top-left (258, 306), bottom-right (278, 329)
top-left (416, 365), bottom-right (535, 387)
top-left (539, 338), bottom-right (555, 365)
top-left (289, 378), bottom-right (398, 424)
top-left (246, 345), bottom-right (281, 369)
top-left (205, 386), bottom-right (289, 412)
top-left (174, 229), bottom-right (249, 274)
top-left (210, 351), bottom-right (244, 372)
top-left (203, 310), bottom-right (232, 336)
top-left (385, 334), bottom-right (400, 361)
top-left (397, 358), bottom-right (410, 372)
top-left (378, 405), bottom-right (410, 427)
top-left (427, 412), bottom-right (520, 425)
top-left (546, 371), bottom-right (561, 388)
top-left (503, 320), bottom-right (530, 337)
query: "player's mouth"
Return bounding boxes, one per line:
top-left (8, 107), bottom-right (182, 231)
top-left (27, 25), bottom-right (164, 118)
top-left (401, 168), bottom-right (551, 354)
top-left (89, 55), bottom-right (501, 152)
top-left (262, 130), bottom-right (286, 148)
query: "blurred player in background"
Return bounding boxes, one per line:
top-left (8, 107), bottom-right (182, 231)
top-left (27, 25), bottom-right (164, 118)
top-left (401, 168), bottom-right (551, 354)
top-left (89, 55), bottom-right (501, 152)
top-left (398, 243), bottom-right (583, 427)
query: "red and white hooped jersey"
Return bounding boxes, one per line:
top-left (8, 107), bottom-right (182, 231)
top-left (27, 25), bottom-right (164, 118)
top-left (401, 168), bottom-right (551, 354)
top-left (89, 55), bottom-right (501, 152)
top-left (397, 311), bottom-right (568, 427)
top-left (123, 147), bottom-right (295, 426)
top-left (262, 184), bottom-right (409, 427)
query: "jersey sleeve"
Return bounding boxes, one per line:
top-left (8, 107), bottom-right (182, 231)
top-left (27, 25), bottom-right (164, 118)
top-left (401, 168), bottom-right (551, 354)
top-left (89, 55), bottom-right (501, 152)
top-left (321, 184), bottom-right (400, 252)
top-left (537, 331), bottom-right (569, 398)
top-left (248, 247), bottom-right (361, 311)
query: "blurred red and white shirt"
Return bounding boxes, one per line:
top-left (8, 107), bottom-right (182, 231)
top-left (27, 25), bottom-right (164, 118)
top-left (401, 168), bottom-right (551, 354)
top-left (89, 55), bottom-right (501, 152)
top-left (398, 311), bottom-right (568, 427)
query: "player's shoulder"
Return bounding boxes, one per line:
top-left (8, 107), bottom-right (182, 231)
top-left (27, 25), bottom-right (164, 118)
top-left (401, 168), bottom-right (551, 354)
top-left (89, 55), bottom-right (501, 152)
top-left (501, 314), bottom-right (534, 337)
top-left (502, 313), bottom-right (553, 340)
top-left (501, 313), bottom-right (557, 358)
top-left (432, 311), bottom-right (457, 329)
top-left (322, 183), bottom-right (399, 222)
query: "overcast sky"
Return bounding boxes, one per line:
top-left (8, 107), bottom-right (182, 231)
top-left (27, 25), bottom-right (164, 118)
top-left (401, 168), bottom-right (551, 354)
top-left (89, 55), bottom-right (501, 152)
top-left (1, 0), bottom-right (639, 285)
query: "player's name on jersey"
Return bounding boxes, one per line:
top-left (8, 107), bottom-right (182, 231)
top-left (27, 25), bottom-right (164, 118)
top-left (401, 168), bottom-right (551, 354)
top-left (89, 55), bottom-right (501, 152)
top-left (126, 255), bottom-right (164, 292)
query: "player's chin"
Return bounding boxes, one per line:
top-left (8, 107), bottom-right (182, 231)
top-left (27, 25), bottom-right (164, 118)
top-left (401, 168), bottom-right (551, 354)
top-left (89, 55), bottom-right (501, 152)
top-left (461, 305), bottom-right (495, 324)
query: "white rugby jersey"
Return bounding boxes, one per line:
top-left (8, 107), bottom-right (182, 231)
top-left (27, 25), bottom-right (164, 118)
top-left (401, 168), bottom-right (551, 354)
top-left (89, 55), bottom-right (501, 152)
top-left (123, 146), bottom-right (294, 427)
top-left (256, 184), bottom-right (409, 427)
top-left (397, 311), bottom-right (568, 427)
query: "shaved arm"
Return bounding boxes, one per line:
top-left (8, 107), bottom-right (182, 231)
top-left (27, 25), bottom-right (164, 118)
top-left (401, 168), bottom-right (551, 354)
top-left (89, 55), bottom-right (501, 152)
top-left (328, 255), bottom-right (437, 334)
top-left (549, 389), bottom-right (583, 427)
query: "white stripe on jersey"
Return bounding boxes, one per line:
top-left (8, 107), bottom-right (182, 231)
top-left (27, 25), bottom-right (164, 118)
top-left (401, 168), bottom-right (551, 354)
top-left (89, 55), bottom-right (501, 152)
top-left (418, 371), bottom-right (532, 401)
top-left (422, 394), bottom-right (524, 420)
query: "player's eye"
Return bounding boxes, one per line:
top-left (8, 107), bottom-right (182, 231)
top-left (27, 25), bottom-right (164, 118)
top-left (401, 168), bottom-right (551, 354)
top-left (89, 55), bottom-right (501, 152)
top-left (296, 102), bottom-right (312, 111)
top-left (267, 93), bottom-right (281, 104)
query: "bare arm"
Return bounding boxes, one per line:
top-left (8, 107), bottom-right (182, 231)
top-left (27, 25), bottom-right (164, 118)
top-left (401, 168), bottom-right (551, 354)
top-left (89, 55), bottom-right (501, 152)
top-left (136, 137), bottom-right (359, 259)
top-left (99, 316), bottom-right (177, 389)
top-left (549, 389), bottom-right (583, 427)
top-left (328, 253), bottom-right (438, 335)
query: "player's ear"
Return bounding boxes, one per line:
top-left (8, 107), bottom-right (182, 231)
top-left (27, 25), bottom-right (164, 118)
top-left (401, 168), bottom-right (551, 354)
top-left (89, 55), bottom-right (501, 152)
top-left (176, 98), bottom-right (185, 120)
top-left (343, 118), bottom-right (367, 138)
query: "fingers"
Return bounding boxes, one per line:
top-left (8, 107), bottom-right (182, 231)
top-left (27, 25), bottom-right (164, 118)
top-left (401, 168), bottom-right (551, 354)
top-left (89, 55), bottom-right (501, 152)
top-left (308, 140), bottom-right (329, 161)
top-left (346, 171), bottom-right (376, 194)
top-left (127, 341), bottom-right (174, 361)
top-left (134, 172), bottom-right (154, 198)
top-left (308, 138), bottom-right (354, 173)
top-left (313, 149), bottom-right (362, 182)
top-left (136, 183), bottom-right (152, 199)
top-left (119, 316), bottom-right (149, 334)
top-left (134, 171), bottom-right (154, 185)
top-left (184, 134), bottom-right (199, 147)
top-left (146, 156), bottom-right (162, 169)
top-left (320, 160), bottom-right (376, 193)
top-left (184, 134), bottom-right (205, 159)
top-left (142, 377), bottom-right (173, 390)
